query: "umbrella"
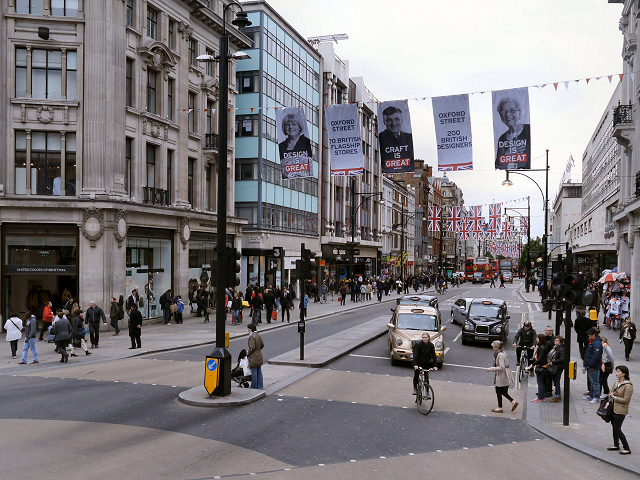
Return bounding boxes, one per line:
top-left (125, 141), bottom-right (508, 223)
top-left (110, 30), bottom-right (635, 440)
top-left (598, 272), bottom-right (625, 283)
top-left (613, 267), bottom-right (619, 273)
top-left (601, 269), bottom-right (612, 276)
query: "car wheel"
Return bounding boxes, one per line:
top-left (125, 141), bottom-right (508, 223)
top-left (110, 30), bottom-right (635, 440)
top-left (437, 361), bottom-right (444, 370)
top-left (450, 310), bottom-right (456, 324)
top-left (390, 347), bottom-right (398, 366)
top-left (461, 334), bottom-right (469, 345)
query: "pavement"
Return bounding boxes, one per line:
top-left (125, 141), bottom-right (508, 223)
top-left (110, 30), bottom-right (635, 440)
top-left (517, 284), bottom-right (640, 475)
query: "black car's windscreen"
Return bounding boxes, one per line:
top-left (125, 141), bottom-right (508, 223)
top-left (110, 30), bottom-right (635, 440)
top-left (468, 304), bottom-right (500, 317)
top-left (397, 314), bottom-right (438, 331)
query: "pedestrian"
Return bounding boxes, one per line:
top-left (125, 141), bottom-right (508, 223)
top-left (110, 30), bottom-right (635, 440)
top-left (251, 289), bottom-right (263, 324)
top-left (50, 312), bottom-right (72, 363)
top-left (231, 293), bottom-right (242, 325)
top-left (4, 313), bottom-right (23, 359)
top-left (607, 365), bottom-right (633, 455)
top-left (339, 283), bottom-right (347, 306)
top-left (575, 309), bottom-right (592, 360)
top-left (583, 327), bottom-right (603, 404)
top-left (376, 279), bottom-right (384, 302)
top-left (274, 285), bottom-right (281, 310)
top-left (39, 301), bottom-right (54, 341)
top-left (321, 281), bottom-right (328, 304)
top-left (302, 290), bottom-right (309, 317)
top-left (70, 310), bottom-right (91, 357)
top-left (263, 288), bottom-right (275, 324)
top-left (490, 274), bottom-right (496, 288)
top-left (247, 323), bottom-right (264, 389)
top-left (126, 288), bottom-right (140, 314)
top-left (18, 311), bottom-right (39, 364)
top-left (620, 317), bottom-right (636, 361)
top-left (600, 336), bottom-right (615, 399)
top-left (529, 333), bottom-right (549, 402)
top-left (86, 300), bottom-right (107, 348)
top-left (411, 332), bottom-right (438, 395)
top-left (159, 288), bottom-right (173, 325)
top-left (281, 287), bottom-right (292, 323)
top-left (486, 340), bottom-right (518, 413)
top-left (128, 303), bottom-right (143, 349)
top-left (547, 336), bottom-right (565, 402)
top-left (365, 281), bottom-right (372, 301)
top-left (175, 295), bottom-right (184, 324)
top-left (499, 274), bottom-right (505, 288)
top-left (109, 297), bottom-right (122, 335)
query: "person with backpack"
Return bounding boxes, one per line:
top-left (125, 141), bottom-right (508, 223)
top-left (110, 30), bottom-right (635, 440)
top-left (110, 297), bottom-right (122, 335)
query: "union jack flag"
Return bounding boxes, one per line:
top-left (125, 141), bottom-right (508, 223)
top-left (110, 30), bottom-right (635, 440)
top-left (459, 218), bottom-right (471, 239)
top-left (502, 217), bottom-right (514, 239)
top-left (428, 206), bottom-right (441, 232)
top-left (489, 203), bottom-right (502, 232)
top-left (448, 207), bottom-right (461, 232)
top-left (520, 217), bottom-right (528, 234)
top-left (468, 205), bottom-right (483, 233)
top-left (486, 230), bottom-right (497, 240)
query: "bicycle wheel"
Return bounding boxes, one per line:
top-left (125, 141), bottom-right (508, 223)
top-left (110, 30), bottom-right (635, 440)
top-left (516, 364), bottom-right (523, 384)
top-left (417, 383), bottom-right (434, 415)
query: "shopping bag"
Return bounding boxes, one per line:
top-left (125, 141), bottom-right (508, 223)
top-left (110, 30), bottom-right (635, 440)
top-left (338, 296), bottom-right (342, 302)
top-left (242, 300), bottom-right (249, 308)
top-left (271, 311), bottom-right (277, 321)
top-left (596, 398), bottom-right (613, 423)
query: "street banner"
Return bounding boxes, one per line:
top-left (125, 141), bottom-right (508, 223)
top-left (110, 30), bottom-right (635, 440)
top-left (459, 218), bottom-right (471, 240)
top-left (428, 206), bottom-right (441, 232)
top-left (377, 100), bottom-right (415, 174)
top-left (448, 207), bottom-right (462, 231)
top-left (324, 104), bottom-right (364, 176)
top-left (492, 87), bottom-right (531, 170)
top-left (468, 205), bottom-right (483, 234)
top-left (488, 203), bottom-right (502, 233)
top-left (432, 94), bottom-right (473, 171)
top-left (275, 106), bottom-right (314, 179)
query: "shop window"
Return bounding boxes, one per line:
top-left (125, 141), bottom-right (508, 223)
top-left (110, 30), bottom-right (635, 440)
top-left (51, 0), bottom-right (78, 17)
top-left (126, 237), bottom-right (172, 319)
top-left (15, 130), bottom-right (67, 196)
top-left (16, 0), bottom-right (44, 14)
top-left (65, 133), bottom-right (76, 196)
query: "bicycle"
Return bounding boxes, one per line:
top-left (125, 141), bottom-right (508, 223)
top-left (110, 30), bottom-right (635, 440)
top-left (415, 367), bottom-right (435, 415)
top-left (515, 346), bottom-right (534, 384)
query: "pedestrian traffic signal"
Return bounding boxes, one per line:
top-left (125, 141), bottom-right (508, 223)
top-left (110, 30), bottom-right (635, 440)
top-left (227, 248), bottom-right (242, 287)
top-left (550, 265), bottom-right (565, 300)
top-left (210, 260), bottom-right (219, 287)
top-left (581, 289), bottom-right (598, 307)
top-left (308, 250), bottom-right (317, 282)
top-left (564, 273), bottom-right (584, 305)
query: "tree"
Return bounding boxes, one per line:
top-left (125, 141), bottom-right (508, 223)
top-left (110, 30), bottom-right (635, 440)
top-left (519, 236), bottom-right (545, 273)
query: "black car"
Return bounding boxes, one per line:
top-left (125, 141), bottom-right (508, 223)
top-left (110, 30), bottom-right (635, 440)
top-left (461, 298), bottom-right (510, 345)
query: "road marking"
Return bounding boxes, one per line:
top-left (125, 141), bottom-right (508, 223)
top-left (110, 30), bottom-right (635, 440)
top-left (349, 354), bottom-right (388, 360)
top-left (453, 331), bottom-right (462, 343)
top-left (444, 347), bottom-right (450, 356)
top-left (444, 363), bottom-right (489, 370)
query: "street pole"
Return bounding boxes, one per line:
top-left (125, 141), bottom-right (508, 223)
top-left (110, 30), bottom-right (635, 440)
top-left (351, 176), bottom-right (356, 282)
top-left (438, 207), bottom-right (444, 275)
top-left (563, 247), bottom-right (573, 426)
top-left (543, 149), bottom-right (549, 300)
top-left (401, 201), bottom-right (405, 281)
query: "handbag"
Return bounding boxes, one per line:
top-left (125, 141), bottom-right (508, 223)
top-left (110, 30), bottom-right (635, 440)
top-left (271, 310), bottom-right (277, 321)
top-left (77, 326), bottom-right (87, 337)
top-left (534, 366), bottom-right (545, 375)
top-left (596, 398), bottom-right (614, 423)
top-left (206, 307), bottom-right (214, 314)
top-left (604, 361), bottom-right (613, 374)
top-left (170, 304), bottom-right (178, 314)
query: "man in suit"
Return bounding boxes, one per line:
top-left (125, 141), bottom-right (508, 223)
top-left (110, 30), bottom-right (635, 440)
top-left (379, 106), bottom-right (414, 167)
top-left (128, 304), bottom-right (143, 349)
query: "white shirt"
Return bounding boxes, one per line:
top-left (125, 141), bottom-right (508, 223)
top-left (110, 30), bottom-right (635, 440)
top-left (239, 357), bottom-right (250, 376)
top-left (607, 298), bottom-right (620, 316)
top-left (620, 297), bottom-right (630, 314)
top-left (4, 317), bottom-right (23, 342)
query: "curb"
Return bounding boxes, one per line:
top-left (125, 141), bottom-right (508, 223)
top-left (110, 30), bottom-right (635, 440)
top-left (178, 385), bottom-right (265, 407)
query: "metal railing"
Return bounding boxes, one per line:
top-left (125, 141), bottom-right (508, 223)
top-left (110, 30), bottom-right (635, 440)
top-left (143, 187), bottom-right (170, 206)
top-left (613, 102), bottom-right (633, 127)
top-left (204, 133), bottom-right (219, 150)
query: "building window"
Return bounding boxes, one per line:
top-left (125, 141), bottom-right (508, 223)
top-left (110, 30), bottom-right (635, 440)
top-left (15, 130), bottom-right (65, 196)
top-left (235, 115), bottom-right (258, 137)
top-left (126, 0), bottom-right (135, 26)
top-left (147, 69), bottom-right (157, 114)
top-left (32, 49), bottom-right (63, 99)
top-left (168, 19), bottom-right (176, 50)
top-left (205, 48), bottom-right (214, 76)
top-left (16, 0), bottom-right (44, 14)
top-left (147, 6), bottom-right (158, 40)
top-left (167, 149), bottom-right (173, 194)
top-left (206, 101), bottom-right (214, 135)
top-left (51, 0), bottom-right (78, 17)
top-left (16, 49), bottom-right (27, 98)
top-left (66, 51), bottom-right (77, 101)
top-left (146, 143), bottom-right (156, 188)
top-left (188, 92), bottom-right (196, 133)
top-left (206, 164), bottom-right (212, 211)
top-left (188, 158), bottom-right (195, 206)
top-left (167, 78), bottom-right (174, 121)
top-left (125, 137), bottom-right (132, 196)
top-left (237, 71), bottom-right (259, 93)
top-left (65, 133), bottom-right (76, 196)
top-left (126, 58), bottom-right (134, 107)
top-left (188, 38), bottom-right (197, 65)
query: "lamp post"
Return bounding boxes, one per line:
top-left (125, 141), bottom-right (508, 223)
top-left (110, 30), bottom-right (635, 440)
top-left (197, 2), bottom-right (251, 397)
top-left (350, 177), bottom-right (383, 281)
top-left (504, 199), bottom-right (531, 292)
top-left (502, 150), bottom-right (549, 298)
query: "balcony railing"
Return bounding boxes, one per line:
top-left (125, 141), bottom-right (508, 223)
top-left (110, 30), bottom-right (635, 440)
top-left (204, 133), bottom-right (219, 150)
top-left (143, 187), bottom-right (170, 206)
top-left (613, 102), bottom-right (633, 127)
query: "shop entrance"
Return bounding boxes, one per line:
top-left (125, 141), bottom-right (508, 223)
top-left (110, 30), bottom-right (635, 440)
top-left (5, 274), bottom-right (77, 319)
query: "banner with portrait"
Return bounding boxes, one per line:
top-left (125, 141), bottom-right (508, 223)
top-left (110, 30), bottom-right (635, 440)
top-left (324, 104), bottom-right (364, 176)
top-left (377, 100), bottom-right (415, 174)
top-left (432, 94), bottom-right (473, 171)
top-left (492, 87), bottom-right (531, 170)
top-left (275, 106), bottom-right (314, 179)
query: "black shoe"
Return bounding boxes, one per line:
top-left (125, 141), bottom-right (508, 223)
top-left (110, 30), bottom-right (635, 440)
top-left (626, 357), bottom-right (630, 361)
top-left (85, 351), bottom-right (92, 355)
top-left (71, 353), bottom-right (78, 357)
top-left (60, 358), bottom-right (65, 363)
top-left (64, 356), bottom-right (69, 363)
top-left (607, 446), bottom-right (620, 451)
top-left (95, 345), bottom-right (99, 348)
top-left (129, 347), bottom-right (137, 349)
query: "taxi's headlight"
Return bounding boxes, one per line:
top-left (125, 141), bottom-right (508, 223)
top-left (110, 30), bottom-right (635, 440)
top-left (435, 341), bottom-right (442, 349)
top-left (396, 338), bottom-right (403, 346)
top-left (464, 323), bottom-right (472, 331)
top-left (495, 326), bottom-right (502, 333)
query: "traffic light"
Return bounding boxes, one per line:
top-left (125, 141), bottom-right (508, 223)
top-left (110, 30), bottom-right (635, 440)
top-left (227, 248), bottom-right (242, 287)
top-left (209, 261), bottom-right (218, 287)
top-left (308, 250), bottom-right (317, 282)
top-left (550, 260), bottom-right (565, 300)
top-left (564, 273), bottom-right (584, 305)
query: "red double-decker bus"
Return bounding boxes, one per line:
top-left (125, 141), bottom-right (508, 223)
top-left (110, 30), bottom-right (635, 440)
top-left (490, 260), bottom-right (498, 278)
top-left (465, 258), bottom-right (474, 281)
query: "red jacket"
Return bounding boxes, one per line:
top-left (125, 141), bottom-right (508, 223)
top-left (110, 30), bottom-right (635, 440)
top-left (43, 306), bottom-right (54, 324)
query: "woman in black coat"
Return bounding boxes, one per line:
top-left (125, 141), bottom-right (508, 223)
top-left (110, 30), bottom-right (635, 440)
top-left (50, 314), bottom-right (72, 363)
top-left (547, 335), bottom-right (565, 402)
top-left (529, 333), bottom-right (548, 402)
top-left (70, 311), bottom-right (91, 356)
top-left (128, 304), bottom-right (143, 349)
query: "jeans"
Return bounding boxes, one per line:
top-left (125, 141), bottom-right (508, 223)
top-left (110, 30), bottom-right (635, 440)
top-left (89, 323), bottom-right (101, 346)
top-left (252, 309), bottom-right (261, 324)
top-left (552, 369), bottom-right (563, 398)
top-left (250, 366), bottom-right (263, 389)
top-left (21, 338), bottom-right (39, 362)
top-left (536, 371), bottom-right (546, 400)
top-left (275, 298), bottom-right (280, 310)
top-left (110, 317), bottom-right (120, 334)
top-left (611, 412), bottom-right (629, 450)
top-left (163, 307), bottom-right (171, 324)
top-left (233, 310), bottom-right (241, 324)
top-left (587, 368), bottom-right (600, 399)
top-left (377, 291), bottom-right (383, 302)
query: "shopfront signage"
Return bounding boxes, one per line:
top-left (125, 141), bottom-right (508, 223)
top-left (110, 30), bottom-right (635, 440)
top-left (6, 265), bottom-right (77, 274)
top-left (198, 223), bottom-right (216, 229)
top-left (332, 248), bottom-right (347, 256)
top-left (272, 247), bottom-right (284, 258)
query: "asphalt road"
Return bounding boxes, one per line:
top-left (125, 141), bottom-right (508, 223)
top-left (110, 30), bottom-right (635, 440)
top-left (2, 281), bottom-right (630, 479)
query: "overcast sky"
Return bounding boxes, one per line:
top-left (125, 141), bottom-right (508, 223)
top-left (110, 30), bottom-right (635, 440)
top-left (263, 0), bottom-right (624, 238)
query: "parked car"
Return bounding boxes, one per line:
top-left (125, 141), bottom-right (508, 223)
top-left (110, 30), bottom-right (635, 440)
top-left (472, 272), bottom-right (485, 284)
top-left (388, 304), bottom-right (447, 368)
top-left (461, 298), bottom-right (510, 345)
top-left (450, 297), bottom-right (474, 325)
top-left (503, 272), bottom-right (513, 283)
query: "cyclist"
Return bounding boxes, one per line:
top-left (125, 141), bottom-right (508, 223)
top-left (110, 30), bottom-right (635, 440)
top-left (513, 320), bottom-right (537, 366)
top-left (412, 332), bottom-right (438, 396)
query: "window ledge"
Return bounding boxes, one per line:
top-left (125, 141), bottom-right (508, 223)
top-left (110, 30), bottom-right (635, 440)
top-left (11, 98), bottom-right (79, 107)
top-left (126, 25), bottom-right (142, 36)
top-left (5, 13), bottom-right (84, 23)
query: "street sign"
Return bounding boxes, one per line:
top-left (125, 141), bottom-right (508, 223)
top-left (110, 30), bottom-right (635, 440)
top-left (204, 357), bottom-right (220, 396)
